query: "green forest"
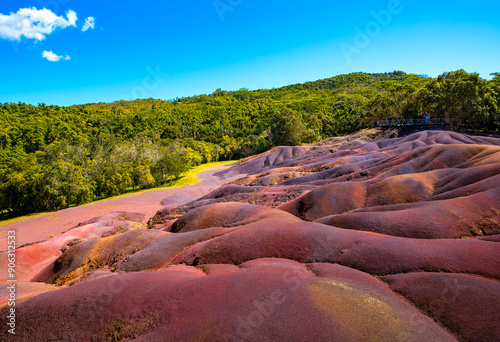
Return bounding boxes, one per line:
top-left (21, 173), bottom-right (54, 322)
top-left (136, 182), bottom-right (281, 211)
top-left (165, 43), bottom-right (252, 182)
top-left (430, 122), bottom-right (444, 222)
top-left (1, 70), bottom-right (499, 217)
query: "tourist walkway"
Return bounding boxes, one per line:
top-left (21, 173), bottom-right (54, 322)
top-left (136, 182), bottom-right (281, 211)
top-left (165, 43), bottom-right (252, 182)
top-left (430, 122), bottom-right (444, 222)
top-left (377, 117), bottom-right (455, 127)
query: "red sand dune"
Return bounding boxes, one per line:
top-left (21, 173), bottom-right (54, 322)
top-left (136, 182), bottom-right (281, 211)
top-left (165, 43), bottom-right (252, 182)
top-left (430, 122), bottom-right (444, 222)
top-left (382, 272), bottom-right (500, 342)
top-left (1, 129), bottom-right (500, 341)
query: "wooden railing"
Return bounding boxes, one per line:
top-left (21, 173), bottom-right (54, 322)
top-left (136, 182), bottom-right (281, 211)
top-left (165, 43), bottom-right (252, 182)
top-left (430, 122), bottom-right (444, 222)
top-left (377, 118), bottom-right (456, 127)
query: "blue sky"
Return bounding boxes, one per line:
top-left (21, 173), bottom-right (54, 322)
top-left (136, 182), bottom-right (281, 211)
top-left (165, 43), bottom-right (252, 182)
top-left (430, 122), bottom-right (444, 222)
top-left (1, 0), bottom-right (499, 106)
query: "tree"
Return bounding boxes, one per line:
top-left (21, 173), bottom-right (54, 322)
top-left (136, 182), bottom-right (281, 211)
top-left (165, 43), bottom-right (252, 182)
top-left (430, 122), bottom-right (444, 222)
top-left (133, 165), bottom-right (155, 189)
top-left (269, 107), bottom-right (307, 146)
top-left (491, 73), bottom-right (500, 88)
top-left (327, 102), bottom-right (365, 134)
top-left (366, 84), bottom-right (417, 120)
top-left (151, 144), bottom-right (194, 185)
top-left (421, 70), bottom-right (499, 126)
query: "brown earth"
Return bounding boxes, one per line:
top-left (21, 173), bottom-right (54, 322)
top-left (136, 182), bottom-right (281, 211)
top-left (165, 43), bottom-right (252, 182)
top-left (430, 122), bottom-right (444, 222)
top-left (1, 128), bottom-right (499, 342)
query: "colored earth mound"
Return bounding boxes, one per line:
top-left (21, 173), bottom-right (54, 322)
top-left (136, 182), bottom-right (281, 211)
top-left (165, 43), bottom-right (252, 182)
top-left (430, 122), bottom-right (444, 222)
top-left (1, 129), bottom-right (499, 341)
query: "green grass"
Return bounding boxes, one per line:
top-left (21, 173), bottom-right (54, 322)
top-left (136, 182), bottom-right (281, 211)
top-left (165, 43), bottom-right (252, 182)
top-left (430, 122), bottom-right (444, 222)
top-left (163, 160), bottom-right (237, 189)
top-left (0, 160), bottom-right (238, 226)
top-left (0, 212), bottom-right (47, 226)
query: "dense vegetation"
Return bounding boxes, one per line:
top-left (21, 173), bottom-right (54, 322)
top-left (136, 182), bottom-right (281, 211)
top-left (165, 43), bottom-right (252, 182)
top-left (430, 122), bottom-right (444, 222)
top-left (1, 70), bottom-right (499, 217)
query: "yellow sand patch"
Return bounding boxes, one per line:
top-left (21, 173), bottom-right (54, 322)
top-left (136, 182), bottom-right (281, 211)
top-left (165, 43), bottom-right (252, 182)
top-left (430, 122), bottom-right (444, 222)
top-left (56, 236), bottom-right (113, 286)
top-left (307, 280), bottom-right (417, 341)
top-left (367, 171), bottom-right (438, 206)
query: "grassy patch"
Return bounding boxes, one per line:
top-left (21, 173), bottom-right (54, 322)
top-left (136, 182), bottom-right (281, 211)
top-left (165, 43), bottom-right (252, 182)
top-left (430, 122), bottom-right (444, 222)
top-left (162, 160), bottom-right (237, 189)
top-left (0, 212), bottom-right (47, 227)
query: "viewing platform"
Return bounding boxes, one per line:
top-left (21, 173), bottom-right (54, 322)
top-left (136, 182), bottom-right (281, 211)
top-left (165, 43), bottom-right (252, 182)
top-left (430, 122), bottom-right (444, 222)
top-left (377, 118), bottom-right (455, 127)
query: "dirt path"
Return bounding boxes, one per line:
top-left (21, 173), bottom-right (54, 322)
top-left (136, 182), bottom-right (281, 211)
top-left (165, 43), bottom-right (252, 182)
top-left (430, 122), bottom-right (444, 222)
top-left (0, 163), bottom-right (240, 249)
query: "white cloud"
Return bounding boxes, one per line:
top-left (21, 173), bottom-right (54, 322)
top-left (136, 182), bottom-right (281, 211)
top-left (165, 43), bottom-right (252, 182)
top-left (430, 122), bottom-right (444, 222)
top-left (0, 7), bottom-right (77, 41)
top-left (82, 17), bottom-right (95, 32)
top-left (42, 50), bottom-right (70, 62)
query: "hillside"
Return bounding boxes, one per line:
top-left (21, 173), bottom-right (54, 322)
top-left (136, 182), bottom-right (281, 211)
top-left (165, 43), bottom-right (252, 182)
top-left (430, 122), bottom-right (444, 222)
top-left (1, 70), bottom-right (499, 218)
top-left (1, 128), bottom-right (499, 341)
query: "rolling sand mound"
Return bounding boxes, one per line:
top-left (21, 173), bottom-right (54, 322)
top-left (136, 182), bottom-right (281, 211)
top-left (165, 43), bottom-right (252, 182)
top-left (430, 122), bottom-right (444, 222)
top-left (1, 129), bottom-right (499, 341)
